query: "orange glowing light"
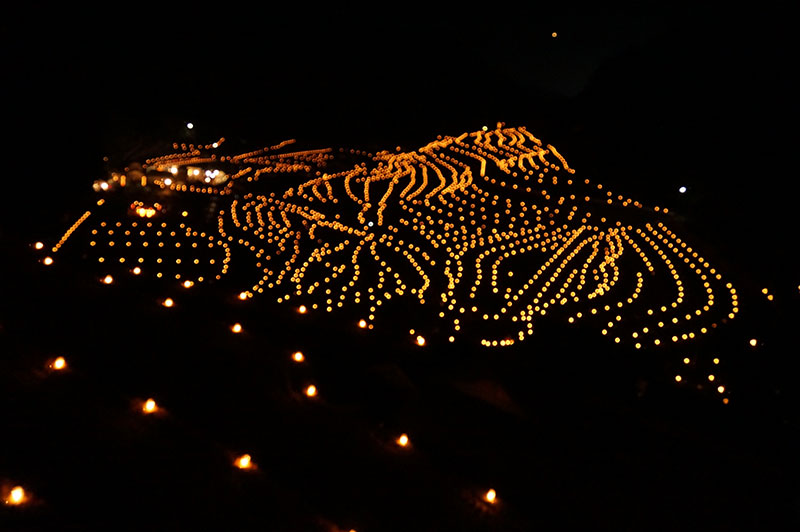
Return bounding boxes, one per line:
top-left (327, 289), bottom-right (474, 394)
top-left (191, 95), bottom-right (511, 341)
top-left (5, 486), bottom-right (27, 506)
top-left (238, 291), bottom-right (249, 300)
top-left (52, 356), bottom-right (66, 370)
top-left (292, 351), bottom-right (305, 363)
top-left (305, 384), bottom-right (317, 397)
top-left (43, 256), bottom-right (53, 266)
top-left (132, 266), bottom-right (141, 275)
top-left (396, 434), bottom-right (409, 447)
top-left (749, 338), bottom-right (758, 347)
top-left (235, 454), bottom-right (252, 469)
top-left (183, 280), bottom-right (194, 288)
top-left (34, 241), bottom-right (44, 250)
top-left (675, 375), bottom-right (682, 382)
top-left (162, 298), bottom-right (174, 308)
top-left (416, 335), bottom-right (426, 346)
top-left (298, 305), bottom-right (307, 313)
top-left (231, 323), bottom-right (243, 333)
top-left (358, 319), bottom-right (367, 328)
top-left (143, 398), bottom-right (158, 413)
top-left (102, 274), bottom-right (113, 284)
top-left (484, 489), bottom-right (497, 504)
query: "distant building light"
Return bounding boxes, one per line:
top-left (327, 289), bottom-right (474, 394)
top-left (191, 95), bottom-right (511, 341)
top-left (186, 122), bottom-right (194, 130)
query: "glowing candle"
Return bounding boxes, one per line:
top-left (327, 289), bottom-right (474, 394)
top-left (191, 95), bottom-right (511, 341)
top-left (143, 398), bottom-right (158, 413)
top-left (6, 486), bottom-right (27, 505)
top-left (235, 454), bottom-right (252, 469)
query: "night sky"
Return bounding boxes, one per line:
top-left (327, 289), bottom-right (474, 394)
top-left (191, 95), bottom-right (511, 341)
top-left (2, 5), bottom-right (800, 531)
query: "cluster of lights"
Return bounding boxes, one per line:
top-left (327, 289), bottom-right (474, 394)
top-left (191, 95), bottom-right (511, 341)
top-left (35, 123), bottom-right (740, 350)
top-left (130, 201), bottom-right (162, 218)
top-left (674, 354), bottom-right (729, 403)
top-left (204, 123), bottom-right (737, 348)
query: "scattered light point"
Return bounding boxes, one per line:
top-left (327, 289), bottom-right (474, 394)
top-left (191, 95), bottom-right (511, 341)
top-left (34, 241), bottom-right (44, 250)
top-left (102, 274), bottom-right (114, 284)
top-left (675, 375), bottom-right (682, 382)
top-left (305, 384), bottom-right (317, 397)
top-left (231, 323), bottom-right (243, 333)
top-left (679, 186), bottom-right (687, 193)
top-left (132, 267), bottom-right (142, 275)
top-left (298, 304), bottom-right (307, 313)
top-left (162, 298), bottom-right (174, 308)
top-left (292, 351), bottom-right (305, 363)
top-left (396, 433), bottom-right (409, 447)
top-left (43, 256), bottom-right (54, 266)
top-left (484, 489), bottom-right (497, 503)
top-left (52, 356), bottom-right (66, 370)
top-left (749, 338), bottom-right (758, 347)
top-left (358, 319), bottom-right (367, 328)
top-left (416, 335), bottom-right (426, 346)
top-left (186, 122), bottom-right (194, 129)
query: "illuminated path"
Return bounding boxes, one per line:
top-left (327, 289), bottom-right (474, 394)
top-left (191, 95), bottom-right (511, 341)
top-left (43, 123), bottom-right (738, 349)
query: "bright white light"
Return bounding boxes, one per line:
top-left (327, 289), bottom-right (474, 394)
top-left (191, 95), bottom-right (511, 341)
top-left (170, 166), bottom-right (178, 175)
top-left (679, 186), bottom-right (687, 193)
top-left (367, 221), bottom-right (374, 227)
top-left (100, 182), bottom-right (109, 190)
top-left (164, 178), bottom-right (172, 186)
top-left (186, 122), bottom-right (194, 129)
top-left (204, 177), bottom-right (211, 183)
top-left (212, 142), bottom-right (218, 148)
